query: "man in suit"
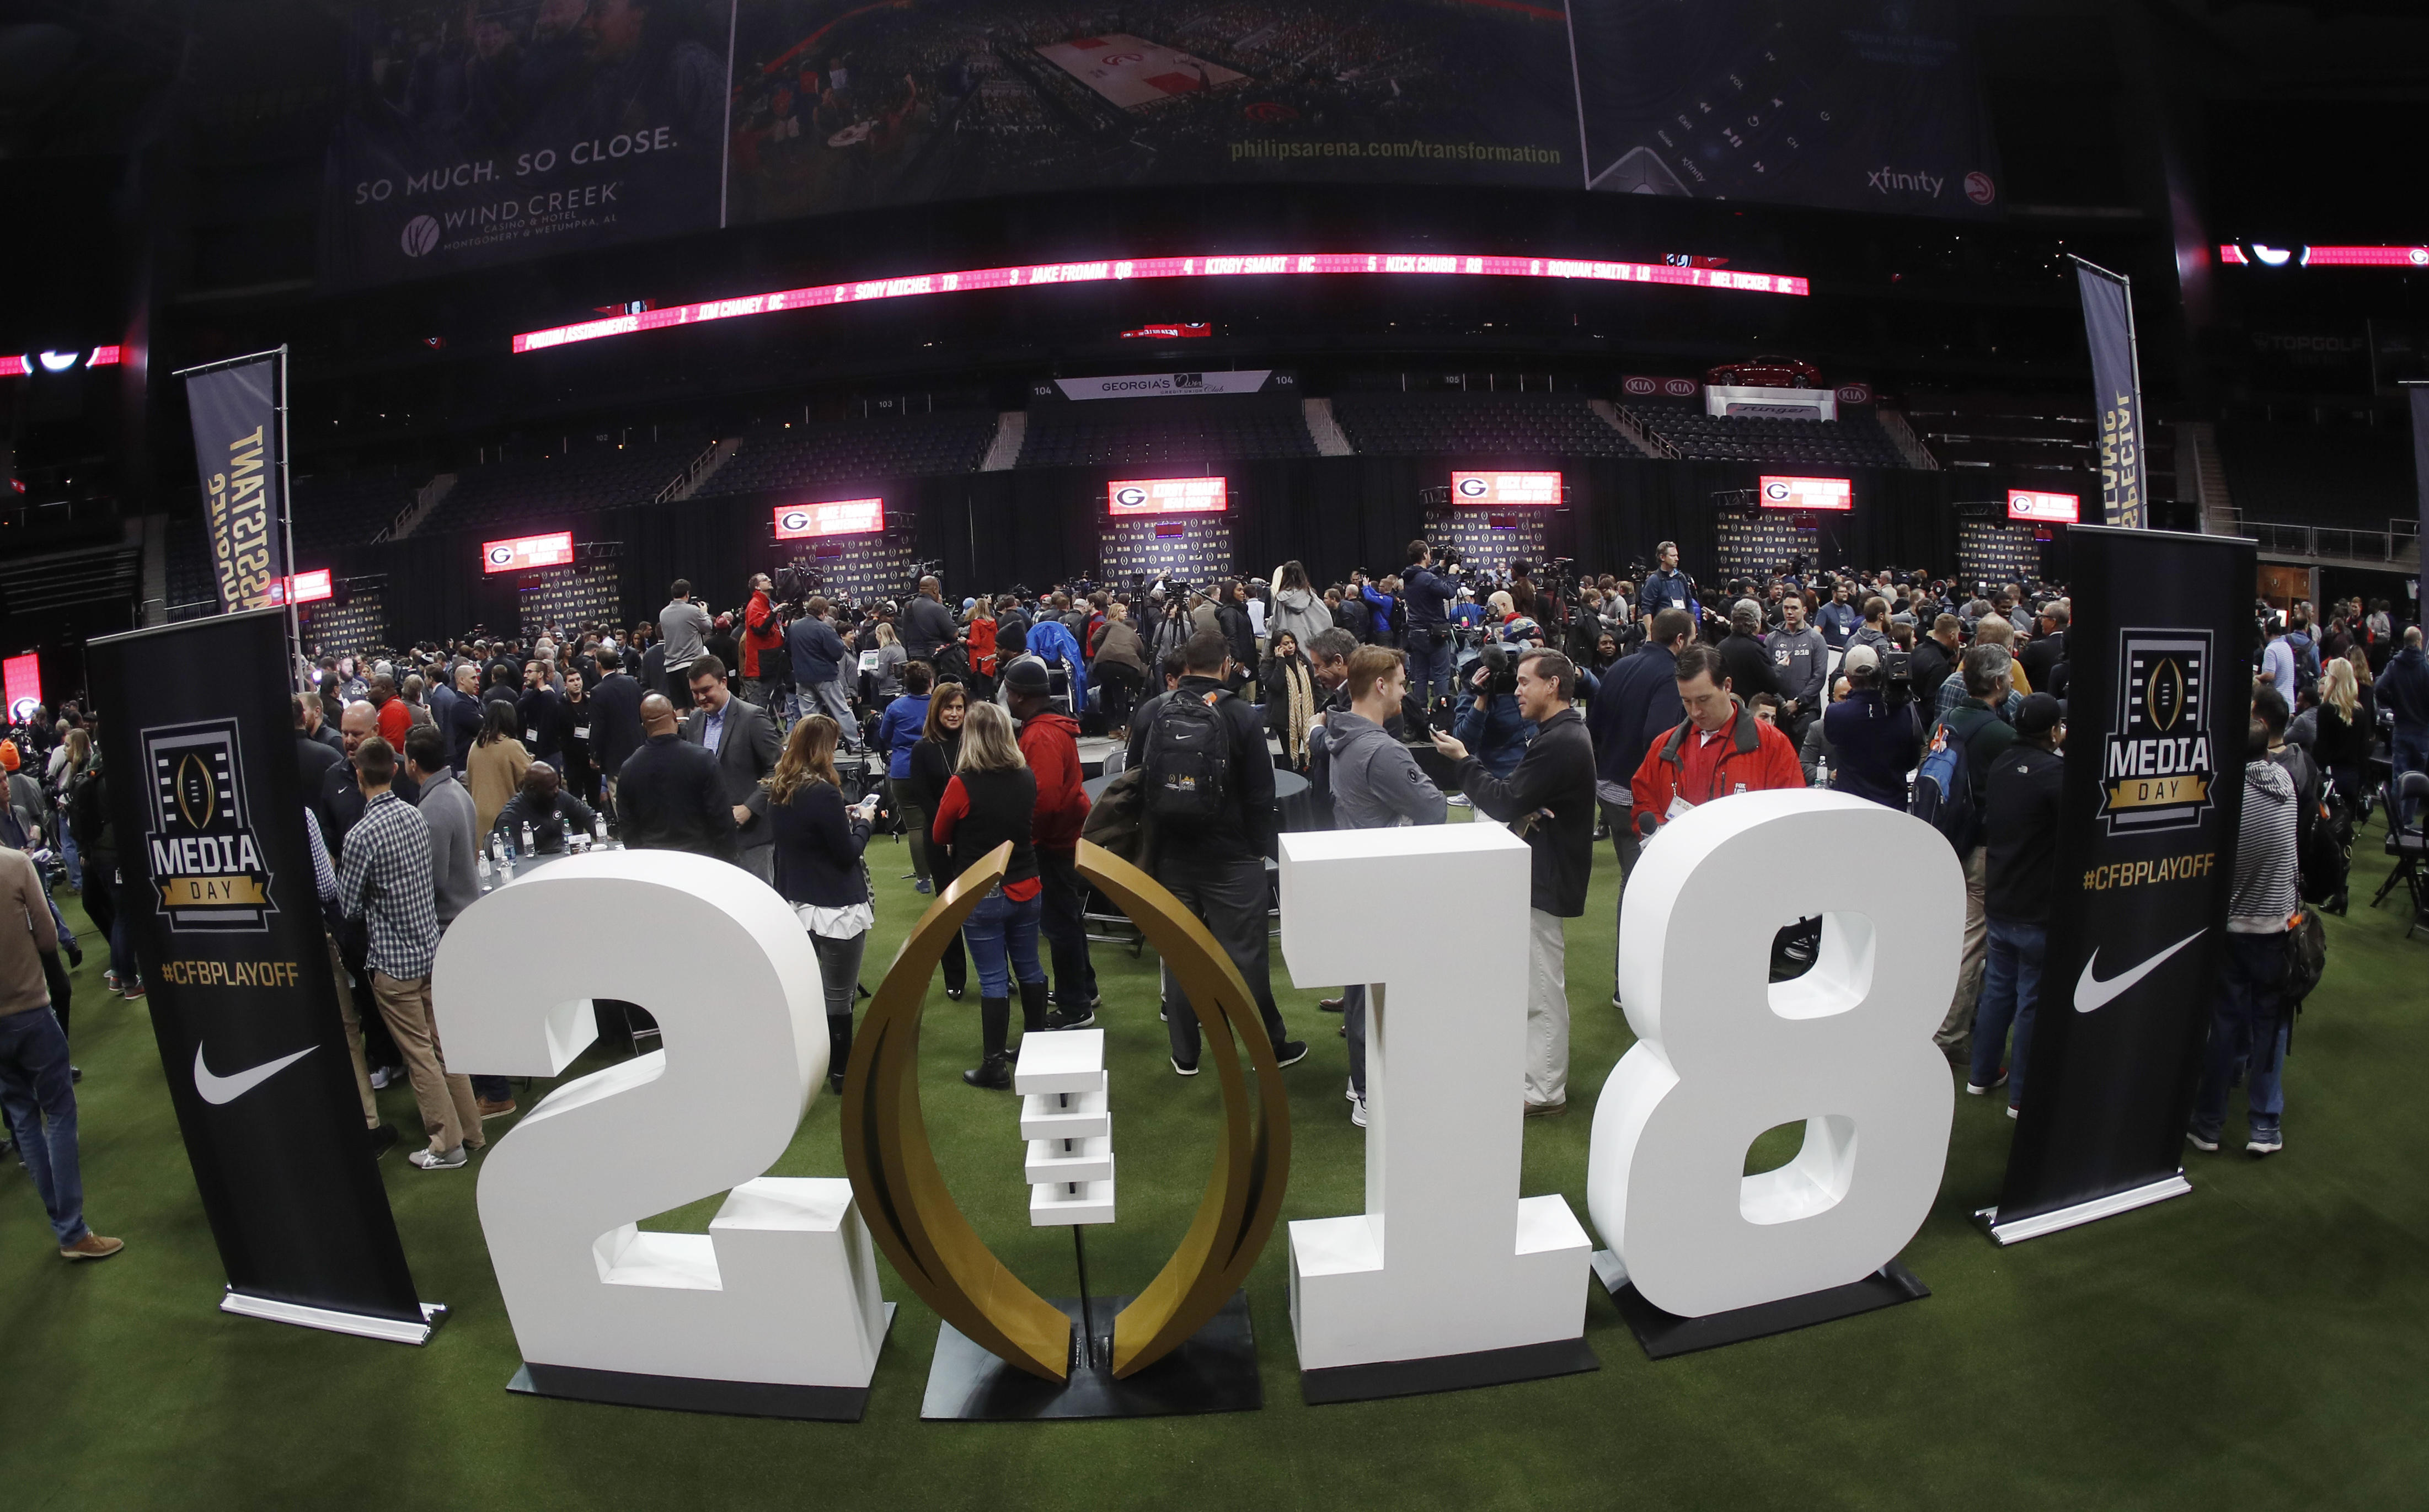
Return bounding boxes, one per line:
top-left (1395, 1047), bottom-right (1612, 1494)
top-left (2020, 600), bottom-right (2068, 698)
top-left (296, 695), bottom-right (344, 845)
top-left (681, 655), bottom-right (780, 882)
top-left (586, 646), bottom-right (646, 806)
top-left (617, 694), bottom-right (736, 862)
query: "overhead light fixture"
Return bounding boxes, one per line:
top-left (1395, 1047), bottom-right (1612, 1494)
top-left (36, 350), bottom-right (77, 372)
top-left (2249, 244), bottom-right (2293, 266)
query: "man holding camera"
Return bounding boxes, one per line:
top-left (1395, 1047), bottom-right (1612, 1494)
top-left (1821, 644), bottom-right (1923, 808)
top-left (657, 580), bottom-right (714, 705)
top-left (1400, 539), bottom-right (1457, 705)
top-left (901, 575), bottom-right (961, 665)
top-left (1430, 648), bottom-right (1596, 1118)
top-left (787, 597), bottom-right (859, 748)
top-left (741, 573), bottom-right (786, 711)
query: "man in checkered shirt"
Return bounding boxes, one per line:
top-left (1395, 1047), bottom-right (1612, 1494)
top-left (339, 736), bottom-right (483, 1170)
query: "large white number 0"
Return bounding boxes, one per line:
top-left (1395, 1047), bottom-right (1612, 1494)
top-left (1588, 791), bottom-right (1959, 1317)
top-left (434, 850), bottom-right (888, 1391)
top-left (1278, 823), bottom-right (1592, 1369)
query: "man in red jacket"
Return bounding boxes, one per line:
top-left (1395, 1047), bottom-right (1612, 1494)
top-left (740, 574), bottom-right (785, 711)
top-left (1630, 644), bottom-right (1805, 833)
top-left (1003, 660), bottom-right (1098, 1028)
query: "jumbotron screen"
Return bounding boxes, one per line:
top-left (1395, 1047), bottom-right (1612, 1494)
top-left (1451, 471), bottom-right (1563, 506)
top-left (2007, 489), bottom-right (2080, 523)
top-left (1109, 478), bottom-right (1228, 516)
top-left (773, 498), bottom-right (885, 540)
top-left (481, 532), bottom-right (575, 573)
top-left (1758, 475), bottom-right (1853, 511)
top-left (265, 569), bottom-right (334, 607)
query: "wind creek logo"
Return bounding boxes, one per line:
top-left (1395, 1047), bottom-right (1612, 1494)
top-left (1866, 166), bottom-right (1945, 199)
top-left (400, 215), bottom-right (442, 258)
top-left (144, 719), bottom-right (277, 931)
top-left (2099, 629), bottom-right (2217, 837)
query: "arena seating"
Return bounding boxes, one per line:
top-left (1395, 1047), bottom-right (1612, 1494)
top-left (288, 470), bottom-right (422, 555)
top-left (163, 517), bottom-right (218, 619)
top-left (412, 439), bottom-right (704, 537)
top-left (1625, 403), bottom-right (1911, 469)
top-left (1900, 394), bottom-right (2095, 475)
top-left (699, 411), bottom-right (999, 497)
top-left (1013, 397), bottom-right (1316, 469)
top-left (2216, 417), bottom-right (2417, 530)
top-left (1329, 391), bottom-right (1638, 457)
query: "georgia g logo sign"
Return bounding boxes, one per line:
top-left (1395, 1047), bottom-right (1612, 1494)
top-left (486, 544), bottom-right (515, 568)
top-left (1763, 480), bottom-right (1793, 503)
top-left (1457, 477), bottom-right (1490, 499)
top-left (1112, 485), bottom-right (1148, 509)
top-left (779, 509), bottom-right (812, 534)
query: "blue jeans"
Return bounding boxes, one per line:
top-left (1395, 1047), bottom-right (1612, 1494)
top-left (961, 889), bottom-right (1045, 999)
top-left (1037, 850), bottom-right (1096, 1006)
top-left (1405, 628), bottom-right (1453, 703)
top-left (1344, 982), bottom-right (1368, 1100)
top-left (0, 1007), bottom-right (86, 1246)
top-left (2192, 932), bottom-right (2292, 1140)
top-left (60, 829), bottom-right (81, 890)
top-left (1970, 916), bottom-right (2045, 1105)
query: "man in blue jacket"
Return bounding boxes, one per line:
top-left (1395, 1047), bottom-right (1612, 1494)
top-left (1400, 540), bottom-right (1457, 703)
top-left (787, 598), bottom-right (857, 747)
top-left (1586, 609), bottom-right (1693, 865)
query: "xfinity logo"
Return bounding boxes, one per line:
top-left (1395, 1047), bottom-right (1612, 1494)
top-left (1866, 167), bottom-right (1945, 199)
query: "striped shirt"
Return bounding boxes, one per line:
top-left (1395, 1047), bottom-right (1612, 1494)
top-left (338, 789), bottom-right (440, 980)
top-left (2229, 759), bottom-right (2299, 932)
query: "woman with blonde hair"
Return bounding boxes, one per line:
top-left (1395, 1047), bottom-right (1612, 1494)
top-left (2315, 657), bottom-right (2372, 811)
top-left (767, 715), bottom-right (880, 1094)
top-left (927, 701), bottom-right (1045, 1090)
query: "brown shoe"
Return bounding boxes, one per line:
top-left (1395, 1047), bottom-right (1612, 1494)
top-left (1522, 1100), bottom-right (1567, 1119)
top-left (476, 1098), bottom-right (518, 1122)
top-left (61, 1233), bottom-right (125, 1261)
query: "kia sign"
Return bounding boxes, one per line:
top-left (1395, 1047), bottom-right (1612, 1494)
top-left (1109, 477), bottom-right (1228, 516)
top-left (1834, 382), bottom-right (1874, 405)
top-left (1451, 471), bottom-right (1563, 506)
top-left (481, 533), bottom-right (575, 573)
top-left (1620, 376), bottom-right (1700, 400)
top-left (773, 498), bottom-right (885, 540)
top-left (1759, 476), bottom-right (1854, 512)
top-left (264, 570), bottom-right (334, 607)
top-left (2008, 490), bottom-right (2082, 524)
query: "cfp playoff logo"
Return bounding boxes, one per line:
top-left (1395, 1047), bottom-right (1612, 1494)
top-left (143, 719), bottom-right (277, 931)
top-left (2100, 629), bottom-right (2218, 837)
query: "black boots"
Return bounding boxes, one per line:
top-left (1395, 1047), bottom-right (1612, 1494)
top-left (1019, 979), bottom-right (1051, 1037)
top-left (963, 996), bottom-right (1013, 1090)
top-left (826, 1014), bottom-right (852, 1097)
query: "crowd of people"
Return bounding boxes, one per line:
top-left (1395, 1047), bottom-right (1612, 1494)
top-left (4, 537), bottom-right (2423, 1259)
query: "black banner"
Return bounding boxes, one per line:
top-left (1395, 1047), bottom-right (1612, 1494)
top-left (184, 356), bottom-right (287, 613)
top-left (1988, 524), bottom-right (2255, 1240)
top-left (91, 609), bottom-right (429, 1331)
top-left (2410, 384), bottom-right (2429, 581)
top-left (323, 1), bottom-right (736, 286)
top-left (2076, 260), bottom-right (2148, 529)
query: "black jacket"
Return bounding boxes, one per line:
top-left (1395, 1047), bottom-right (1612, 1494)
top-left (1455, 705), bottom-right (1597, 917)
top-left (769, 778), bottom-right (872, 909)
top-left (1715, 629), bottom-right (1777, 706)
top-left (322, 760), bottom-right (420, 857)
top-left (1403, 564), bottom-right (1455, 630)
top-left (296, 734), bottom-right (343, 843)
top-left (616, 732), bottom-right (736, 862)
top-left (1586, 643), bottom-right (1681, 784)
top-left (1983, 742), bottom-right (2065, 924)
top-left (901, 595), bottom-right (959, 663)
top-left (492, 789), bottom-right (598, 854)
top-left (1216, 601), bottom-right (1256, 670)
top-left (937, 767), bottom-right (1040, 889)
top-left (1126, 675), bottom-right (1276, 865)
top-left (588, 672), bottom-right (646, 778)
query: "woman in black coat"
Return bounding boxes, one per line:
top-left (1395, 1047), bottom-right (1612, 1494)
top-left (907, 682), bottom-right (969, 996)
top-left (1259, 630), bottom-right (1318, 771)
top-left (766, 714), bottom-right (878, 1093)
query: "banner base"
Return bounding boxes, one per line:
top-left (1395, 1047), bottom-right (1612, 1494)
top-left (922, 1291), bottom-right (1261, 1420)
top-left (220, 1289), bottom-right (447, 1346)
top-left (506, 1303), bottom-right (894, 1422)
top-left (1592, 1250), bottom-right (1928, 1358)
top-left (1977, 1172), bottom-right (2193, 1246)
top-left (1299, 1337), bottom-right (1599, 1405)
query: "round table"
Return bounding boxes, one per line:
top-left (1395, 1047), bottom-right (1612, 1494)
top-left (477, 842), bottom-right (620, 896)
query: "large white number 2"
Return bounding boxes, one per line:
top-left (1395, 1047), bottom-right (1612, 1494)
top-left (1278, 823), bottom-right (1593, 1370)
top-left (434, 850), bottom-right (889, 1392)
top-left (1588, 791), bottom-right (1960, 1318)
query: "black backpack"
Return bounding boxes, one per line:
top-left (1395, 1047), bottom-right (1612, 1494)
top-left (1143, 688), bottom-right (1233, 827)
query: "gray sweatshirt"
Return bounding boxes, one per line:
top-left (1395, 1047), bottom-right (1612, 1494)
top-left (659, 599), bottom-right (713, 668)
top-left (1327, 710), bottom-right (1446, 830)
top-left (1765, 624), bottom-right (1829, 709)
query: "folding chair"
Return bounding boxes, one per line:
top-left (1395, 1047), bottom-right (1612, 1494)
top-left (2368, 771), bottom-right (2428, 940)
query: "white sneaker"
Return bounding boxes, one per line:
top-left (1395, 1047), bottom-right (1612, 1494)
top-left (408, 1145), bottom-right (468, 1170)
top-left (368, 1065), bottom-right (397, 1090)
top-left (1350, 1096), bottom-right (1368, 1129)
top-left (1345, 1077), bottom-right (1358, 1104)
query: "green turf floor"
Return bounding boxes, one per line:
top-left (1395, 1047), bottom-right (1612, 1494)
top-left (6, 815), bottom-right (2428, 1511)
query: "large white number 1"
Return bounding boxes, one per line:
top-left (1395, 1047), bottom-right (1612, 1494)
top-left (1588, 790), bottom-right (1960, 1317)
top-left (1277, 823), bottom-right (1593, 1370)
top-left (434, 850), bottom-right (888, 1391)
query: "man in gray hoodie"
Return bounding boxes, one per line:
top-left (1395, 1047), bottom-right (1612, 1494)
top-left (1326, 645), bottom-right (1446, 1127)
top-left (1764, 592), bottom-right (1829, 743)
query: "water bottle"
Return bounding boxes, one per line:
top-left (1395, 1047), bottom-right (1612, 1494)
top-left (1816, 754), bottom-right (1832, 791)
top-left (490, 831), bottom-right (506, 864)
top-left (521, 821), bottom-right (536, 857)
top-left (594, 813), bottom-right (609, 848)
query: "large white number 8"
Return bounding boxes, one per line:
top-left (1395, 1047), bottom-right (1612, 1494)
top-left (434, 850), bottom-right (889, 1398)
top-left (1588, 791), bottom-right (1960, 1317)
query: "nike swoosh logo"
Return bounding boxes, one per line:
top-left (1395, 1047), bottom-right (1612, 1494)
top-left (2074, 930), bottom-right (2207, 1014)
top-left (194, 1043), bottom-right (318, 1106)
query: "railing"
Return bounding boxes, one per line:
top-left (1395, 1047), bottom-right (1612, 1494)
top-left (1612, 403), bottom-right (1681, 459)
top-left (2243, 517), bottom-right (2420, 564)
top-left (654, 438), bottom-right (726, 505)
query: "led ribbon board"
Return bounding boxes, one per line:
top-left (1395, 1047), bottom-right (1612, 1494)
top-left (481, 533), bottom-right (575, 573)
top-left (1758, 475), bottom-right (1853, 511)
top-left (2008, 490), bottom-right (2080, 523)
top-left (774, 498), bottom-right (885, 540)
top-left (1109, 478), bottom-right (1227, 516)
top-left (512, 254), bottom-right (1809, 354)
top-left (265, 570), bottom-right (334, 607)
top-left (1451, 471), bottom-right (1563, 506)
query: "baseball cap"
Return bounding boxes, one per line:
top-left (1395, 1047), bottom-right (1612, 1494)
top-left (1002, 658), bottom-right (1050, 694)
top-left (2014, 692), bottom-right (2062, 737)
top-left (1502, 616), bottom-right (1541, 643)
top-left (1841, 644), bottom-right (1880, 675)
